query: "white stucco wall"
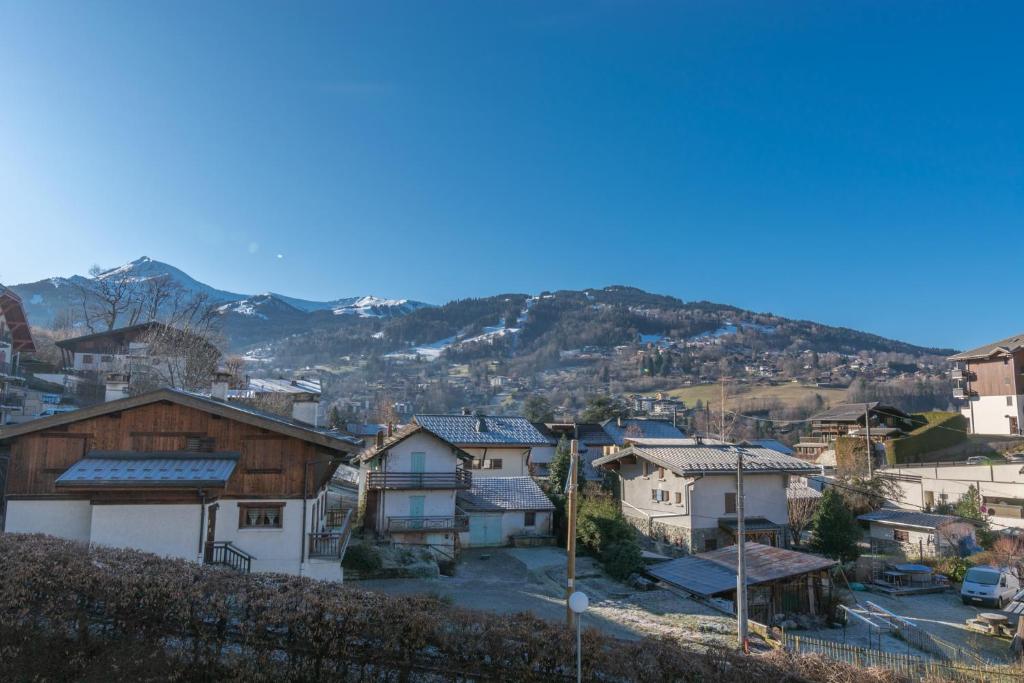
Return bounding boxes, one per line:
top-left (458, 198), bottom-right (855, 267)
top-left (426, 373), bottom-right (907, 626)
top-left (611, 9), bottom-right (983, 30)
top-left (463, 447), bottom-right (530, 477)
top-left (965, 394), bottom-right (1024, 435)
top-left (383, 432), bottom-right (462, 473)
top-left (883, 462), bottom-right (1024, 530)
top-left (214, 499), bottom-right (311, 575)
top-left (3, 499), bottom-right (93, 542)
top-left (90, 504), bottom-right (202, 561)
top-left (501, 510), bottom-right (552, 540)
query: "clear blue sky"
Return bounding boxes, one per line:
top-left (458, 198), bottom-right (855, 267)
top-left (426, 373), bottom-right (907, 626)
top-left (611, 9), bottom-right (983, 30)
top-left (1, 2), bottom-right (1020, 350)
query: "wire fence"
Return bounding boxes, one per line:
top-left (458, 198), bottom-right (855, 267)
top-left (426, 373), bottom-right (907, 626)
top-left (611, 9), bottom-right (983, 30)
top-left (782, 633), bottom-right (1023, 682)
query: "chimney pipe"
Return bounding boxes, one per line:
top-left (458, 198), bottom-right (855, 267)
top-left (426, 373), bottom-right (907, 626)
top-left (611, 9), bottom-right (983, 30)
top-left (462, 407), bottom-right (472, 416)
top-left (376, 430), bottom-right (385, 449)
top-left (210, 370), bottom-right (231, 401)
top-left (475, 414), bottom-right (487, 433)
top-left (616, 416), bottom-right (623, 428)
top-left (387, 422), bottom-right (394, 437)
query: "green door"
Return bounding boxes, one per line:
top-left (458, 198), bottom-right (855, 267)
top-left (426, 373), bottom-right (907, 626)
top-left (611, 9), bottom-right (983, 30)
top-left (410, 452), bottom-right (426, 473)
top-left (409, 496), bottom-right (425, 530)
top-left (470, 514), bottom-right (503, 546)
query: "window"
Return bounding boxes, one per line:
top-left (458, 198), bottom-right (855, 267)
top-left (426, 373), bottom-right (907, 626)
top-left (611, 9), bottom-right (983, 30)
top-left (185, 436), bottom-right (215, 452)
top-left (524, 512), bottom-right (536, 527)
top-left (674, 491), bottom-right (682, 505)
top-left (704, 538), bottom-right (718, 552)
top-left (657, 466), bottom-right (666, 480)
top-left (893, 529), bottom-right (910, 542)
top-left (239, 503), bottom-right (284, 529)
top-left (724, 492), bottom-right (736, 514)
top-left (82, 354), bottom-right (94, 364)
top-left (469, 459), bottom-right (483, 470)
top-left (642, 461), bottom-right (650, 478)
top-left (650, 489), bottom-right (668, 503)
top-left (1008, 396), bottom-right (1014, 406)
top-left (486, 459), bottom-right (503, 470)
top-left (100, 355), bottom-right (114, 362)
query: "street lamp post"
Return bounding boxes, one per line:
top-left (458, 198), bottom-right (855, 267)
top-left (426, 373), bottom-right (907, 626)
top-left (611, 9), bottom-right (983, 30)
top-left (568, 591), bottom-right (589, 683)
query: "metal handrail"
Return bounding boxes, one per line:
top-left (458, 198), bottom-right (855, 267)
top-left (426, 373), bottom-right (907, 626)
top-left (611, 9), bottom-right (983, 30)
top-left (366, 469), bottom-right (472, 490)
top-left (387, 515), bottom-right (469, 533)
top-left (208, 541), bottom-right (254, 573)
top-left (309, 509), bottom-right (353, 559)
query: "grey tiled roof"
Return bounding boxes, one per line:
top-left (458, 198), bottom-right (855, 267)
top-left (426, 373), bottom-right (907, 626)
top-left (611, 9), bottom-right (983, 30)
top-left (601, 418), bottom-right (685, 445)
top-left (810, 402), bottom-right (909, 423)
top-left (56, 451), bottom-right (239, 487)
top-left (593, 443), bottom-right (819, 475)
top-left (457, 476), bottom-right (555, 512)
top-left (858, 508), bottom-right (962, 530)
top-left (415, 414), bottom-right (554, 446)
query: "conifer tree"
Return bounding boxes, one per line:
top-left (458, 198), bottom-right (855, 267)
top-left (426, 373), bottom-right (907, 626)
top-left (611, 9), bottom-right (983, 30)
top-left (809, 488), bottom-right (861, 562)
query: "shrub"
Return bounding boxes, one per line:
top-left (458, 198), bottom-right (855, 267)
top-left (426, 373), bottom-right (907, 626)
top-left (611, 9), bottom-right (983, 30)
top-left (601, 541), bottom-right (644, 581)
top-left (0, 533), bottom-right (906, 683)
top-left (935, 556), bottom-right (970, 583)
top-left (341, 541), bottom-right (382, 572)
top-left (884, 412), bottom-right (968, 464)
top-left (810, 488), bottom-right (861, 562)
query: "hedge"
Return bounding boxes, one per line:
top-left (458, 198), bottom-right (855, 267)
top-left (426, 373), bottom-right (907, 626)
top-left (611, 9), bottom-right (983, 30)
top-left (0, 534), bottom-right (907, 682)
top-left (885, 412), bottom-right (968, 465)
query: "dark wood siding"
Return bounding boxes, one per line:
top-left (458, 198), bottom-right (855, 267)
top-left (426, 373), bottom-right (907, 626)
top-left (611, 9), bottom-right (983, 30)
top-left (968, 350), bottom-right (1024, 396)
top-left (3, 402), bottom-right (337, 499)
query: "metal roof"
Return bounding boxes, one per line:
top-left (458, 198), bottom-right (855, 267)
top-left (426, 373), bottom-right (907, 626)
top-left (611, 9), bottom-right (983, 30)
top-left (857, 508), bottom-right (963, 530)
top-left (353, 423), bottom-right (472, 463)
top-left (718, 516), bottom-right (781, 532)
top-left (786, 481), bottom-right (823, 500)
top-left (56, 451), bottom-right (239, 488)
top-left (647, 543), bottom-right (836, 597)
top-left (748, 439), bottom-right (794, 455)
top-left (810, 402), bottom-right (911, 423)
top-left (593, 443), bottom-right (819, 476)
top-left (414, 414), bottom-right (553, 446)
top-left (457, 476), bottom-right (555, 512)
top-left (601, 418), bottom-right (685, 446)
top-left (0, 285), bottom-right (35, 352)
top-left (247, 377), bottom-right (321, 395)
top-left (948, 333), bottom-right (1024, 361)
top-left (0, 388), bottom-right (362, 452)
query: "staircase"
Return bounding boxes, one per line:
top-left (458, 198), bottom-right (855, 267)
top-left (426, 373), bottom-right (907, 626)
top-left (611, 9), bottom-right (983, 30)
top-left (206, 541), bottom-right (255, 573)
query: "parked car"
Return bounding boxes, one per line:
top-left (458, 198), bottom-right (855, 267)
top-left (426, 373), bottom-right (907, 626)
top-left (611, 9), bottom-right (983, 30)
top-left (965, 456), bottom-right (990, 465)
top-left (961, 566), bottom-right (1021, 608)
top-left (1004, 453), bottom-right (1024, 463)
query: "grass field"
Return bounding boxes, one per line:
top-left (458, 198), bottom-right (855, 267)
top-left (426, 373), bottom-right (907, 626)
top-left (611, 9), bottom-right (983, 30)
top-left (665, 382), bottom-right (849, 411)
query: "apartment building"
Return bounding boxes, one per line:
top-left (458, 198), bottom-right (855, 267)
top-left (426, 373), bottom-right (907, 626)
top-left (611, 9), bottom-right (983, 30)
top-left (949, 333), bottom-right (1024, 435)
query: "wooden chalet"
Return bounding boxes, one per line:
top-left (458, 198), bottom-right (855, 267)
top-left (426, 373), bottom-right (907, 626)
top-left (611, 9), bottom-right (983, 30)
top-left (0, 388), bottom-right (362, 580)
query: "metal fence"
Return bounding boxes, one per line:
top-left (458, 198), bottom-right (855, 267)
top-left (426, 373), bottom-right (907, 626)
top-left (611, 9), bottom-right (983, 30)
top-left (783, 633), bottom-right (1023, 682)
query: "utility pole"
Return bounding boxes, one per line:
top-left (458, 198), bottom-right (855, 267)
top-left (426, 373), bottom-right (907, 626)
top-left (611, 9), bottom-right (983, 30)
top-left (720, 377), bottom-right (727, 440)
top-left (735, 447), bottom-right (748, 652)
top-left (565, 439), bottom-right (579, 627)
top-left (865, 405), bottom-right (873, 478)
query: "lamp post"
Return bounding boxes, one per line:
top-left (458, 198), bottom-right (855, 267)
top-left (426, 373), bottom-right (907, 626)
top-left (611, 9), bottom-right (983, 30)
top-left (568, 591), bottom-right (589, 683)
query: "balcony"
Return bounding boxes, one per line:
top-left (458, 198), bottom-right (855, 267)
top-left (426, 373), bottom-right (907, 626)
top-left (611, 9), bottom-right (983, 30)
top-left (952, 387), bottom-right (973, 399)
top-left (366, 469), bottom-right (471, 490)
top-left (387, 514), bottom-right (469, 534)
top-left (309, 509), bottom-right (353, 559)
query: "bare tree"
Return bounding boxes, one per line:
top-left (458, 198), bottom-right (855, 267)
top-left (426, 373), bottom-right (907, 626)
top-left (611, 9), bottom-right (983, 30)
top-left (75, 264), bottom-right (144, 332)
top-left (937, 521), bottom-right (977, 554)
top-left (788, 494), bottom-right (819, 547)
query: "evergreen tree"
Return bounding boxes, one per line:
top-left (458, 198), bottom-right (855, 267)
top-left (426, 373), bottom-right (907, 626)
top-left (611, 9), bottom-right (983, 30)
top-left (548, 435), bottom-right (582, 493)
top-left (809, 488), bottom-right (861, 562)
top-left (954, 484), bottom-right (984, 521)
top-left (327, 405), bottom-right (343, 429)
top-left (522, 394), bottom-right (554, 423)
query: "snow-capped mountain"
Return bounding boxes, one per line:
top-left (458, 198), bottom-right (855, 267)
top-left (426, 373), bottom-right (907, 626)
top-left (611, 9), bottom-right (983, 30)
top-left (9, 257), bottom-right (432, 348)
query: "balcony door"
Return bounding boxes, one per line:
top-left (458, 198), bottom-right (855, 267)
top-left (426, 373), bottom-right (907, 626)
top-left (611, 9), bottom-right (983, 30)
top-left (409, 495), bottom-right (425, 530)
top-left (410, 451), bottom-right (426, 487)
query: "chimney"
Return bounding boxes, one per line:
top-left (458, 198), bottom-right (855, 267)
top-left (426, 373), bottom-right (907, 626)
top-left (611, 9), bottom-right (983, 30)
top-left (210, 370), bottom-right (232, 401)
top-left (291, 393), bottom-right (320, 426)
top-left (387, 422), bottom-right (394, 437)
top-left (104, 373), bottom-right (130, 403)
top-left (462, 407), bottom-right (472, 416)
top-left (475, 413), bottom-right (487, 433)
top-left (616, 416), bottom-right (624, 428)
top-left (376, 430), bottom-right (385, 449)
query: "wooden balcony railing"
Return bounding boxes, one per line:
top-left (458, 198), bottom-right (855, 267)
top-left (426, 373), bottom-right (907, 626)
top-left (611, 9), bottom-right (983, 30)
top-left (387, 514), bottom-right (469, 533)
top-left (325, 507), bottom-right (350, 529)
top-left (206, 541), bottom-right (254, 573)
top-left (310, 508), bottom-right (353, 559)
top-left (366, 469), bottom-right (471, 490)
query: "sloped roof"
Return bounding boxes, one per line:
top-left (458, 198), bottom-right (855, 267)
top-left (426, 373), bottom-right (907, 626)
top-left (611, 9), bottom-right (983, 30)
top-left (601, 417), bottom-right (685, 445)
top-left (457, 476), bottom-right (555, 512)
top-left (647, 543), bottom-right (836, 597)
top-left (857, 508), bottom-right (963, 530)
top-left (54, 321), bottom-right (170, 350)
top-left (353, 423), bottom-right (472, 463)
top-left (748, 439), bottom-right (794, 455)
top-left (0, 388), bottom-right (362, 453)
top-left (787, 481), bottom-right (823, 500)
top-left (247, 377), bottom-right (321, 395)
top-left (811, 402), bottom-right (909, 423)
top-left (0, 285), bottom-right (35, 353)
top-left (414, 414), bottom-right (553, 447)
top-left (949, 333), bottom-right (1024, 361)
top-left (56, 451), bottom-right (238, 488)
top-left (593, 443), bottom-right (819, 476)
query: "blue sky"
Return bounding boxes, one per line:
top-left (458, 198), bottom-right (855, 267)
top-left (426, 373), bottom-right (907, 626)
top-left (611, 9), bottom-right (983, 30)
top-left (0, 2), bottom-right (1020, 350)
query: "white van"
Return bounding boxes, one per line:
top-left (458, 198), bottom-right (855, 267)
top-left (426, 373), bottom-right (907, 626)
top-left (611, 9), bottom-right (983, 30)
top-left (961, 566), bottom-right (1020, 608)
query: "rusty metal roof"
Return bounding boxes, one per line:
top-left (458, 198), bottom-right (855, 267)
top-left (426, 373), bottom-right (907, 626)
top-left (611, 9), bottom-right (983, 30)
top-left (647, 543), bottom-right (836, 597)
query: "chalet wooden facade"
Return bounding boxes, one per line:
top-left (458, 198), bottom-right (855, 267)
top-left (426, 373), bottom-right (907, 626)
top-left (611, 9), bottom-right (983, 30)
top-left (949, 333), bottom-right (1024, 435)
top-left (0, 388), bottom-right (361, 581)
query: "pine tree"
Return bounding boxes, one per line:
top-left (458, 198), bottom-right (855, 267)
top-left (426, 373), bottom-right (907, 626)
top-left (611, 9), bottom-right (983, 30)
top-left (809, 488), bottom-right (861, 562)
top-left (548, 435), bottom-right (581, 493)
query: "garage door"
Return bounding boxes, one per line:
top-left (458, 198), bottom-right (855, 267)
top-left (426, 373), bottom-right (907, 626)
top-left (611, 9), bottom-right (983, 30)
top-left (469, 514), bottom-right (503, 546)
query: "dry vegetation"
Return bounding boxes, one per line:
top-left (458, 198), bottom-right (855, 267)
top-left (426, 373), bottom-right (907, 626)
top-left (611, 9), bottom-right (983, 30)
top-left (0, 534), bottom-right (924, 682)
